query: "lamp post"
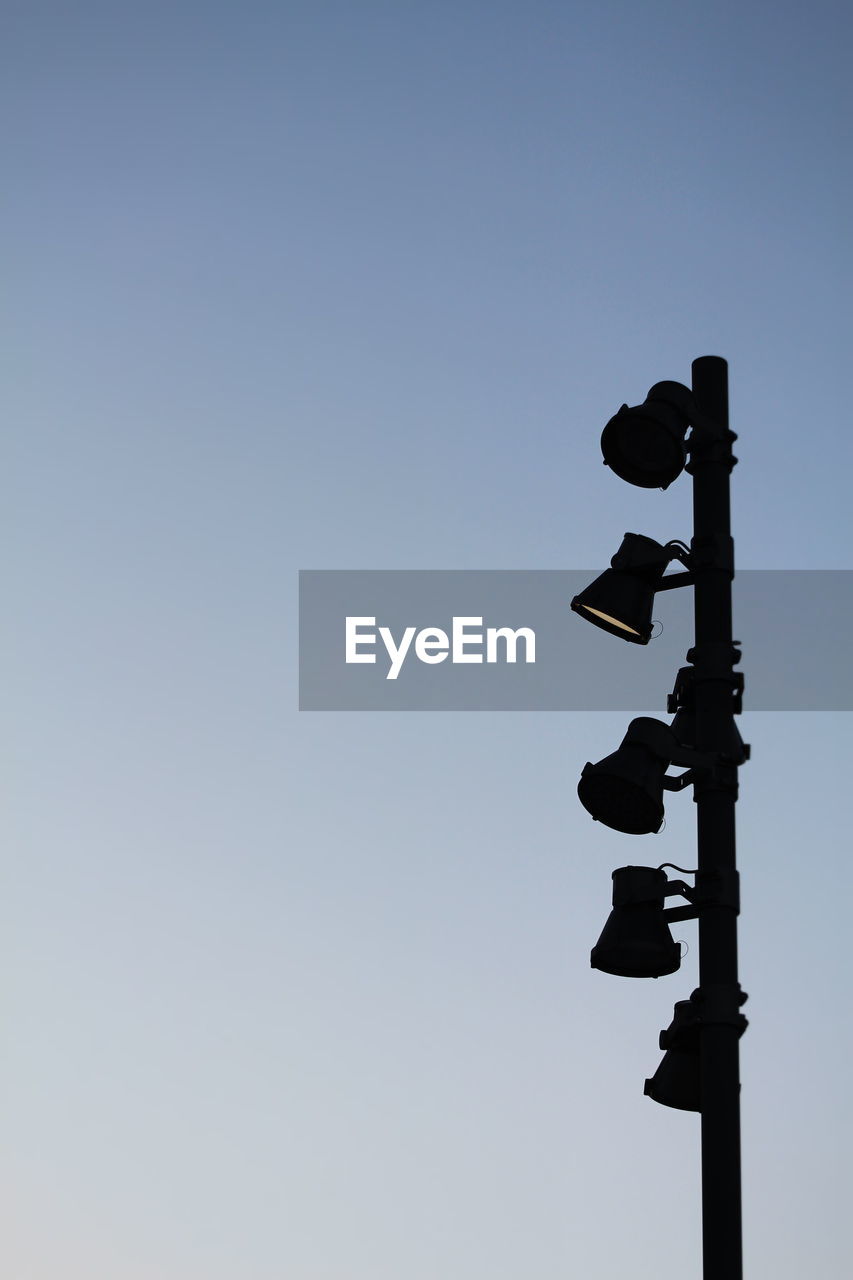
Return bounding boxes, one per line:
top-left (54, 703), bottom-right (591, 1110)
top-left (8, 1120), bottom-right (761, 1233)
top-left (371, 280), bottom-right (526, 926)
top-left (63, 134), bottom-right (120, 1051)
top-left (572, 356), bottom-right (747, 1280)
top-left (689, 357), bottom-right (745, 1280)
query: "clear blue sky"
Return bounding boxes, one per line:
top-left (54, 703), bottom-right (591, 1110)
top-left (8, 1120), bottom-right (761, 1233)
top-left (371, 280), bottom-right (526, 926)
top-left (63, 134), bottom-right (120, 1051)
top-left (6, 2), bottom-right (851, 1277)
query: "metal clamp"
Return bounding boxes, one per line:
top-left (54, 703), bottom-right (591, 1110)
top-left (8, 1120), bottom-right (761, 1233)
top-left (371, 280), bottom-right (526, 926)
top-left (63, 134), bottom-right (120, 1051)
top-left (691, 983), bottom-right (749, 1035)
top-left (675, 652), bottom-right (746, 718)
top-left (689, 534), bottom-right (735, 576)
top-left (685, 425), bottom-right (739, 471)
top-left (662, 868), bottom-right (740, 922)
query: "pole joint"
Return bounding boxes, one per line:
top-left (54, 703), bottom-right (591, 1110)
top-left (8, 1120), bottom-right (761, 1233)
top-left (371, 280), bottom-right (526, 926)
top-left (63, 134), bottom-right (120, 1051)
top-left (695, 758), bottom-right (741, 800)
top-left (689, 533), bottom-right (735, 577)
top-left (679, 648), bottom-right (746, 719)
top-left (685, 410), bottom-right (738, 470)
top-left (692, 983), bottom-right (749, 1036)
top-left (695, 867), bottom-right (740, 914)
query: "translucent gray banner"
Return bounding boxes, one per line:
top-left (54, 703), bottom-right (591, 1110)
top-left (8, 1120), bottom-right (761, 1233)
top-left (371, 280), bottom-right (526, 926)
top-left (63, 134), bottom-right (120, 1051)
top-left (298, 570), bottom-right (852, 710)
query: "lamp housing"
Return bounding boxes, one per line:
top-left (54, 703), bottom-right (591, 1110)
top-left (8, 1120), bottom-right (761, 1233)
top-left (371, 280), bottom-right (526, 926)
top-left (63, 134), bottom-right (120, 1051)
top-left (644, 988), bottom-right (748, 1111)
top-left (577, 716), bottom-right (716, 835)
top-left (578, 717), bottom-right (674, 835)
top-left (600, 380), bottom-right (693, 489)
top-left (570, 533), bottom-right (673, 644)
top-left (643, 997), bottom-right (702, 1111)
top-left (590, 866), bottom-right (681, 978)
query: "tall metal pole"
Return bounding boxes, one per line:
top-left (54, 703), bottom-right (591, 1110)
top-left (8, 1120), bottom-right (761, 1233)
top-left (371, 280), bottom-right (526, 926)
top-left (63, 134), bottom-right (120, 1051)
top-left (688, 356), bottom-right (744, 1279)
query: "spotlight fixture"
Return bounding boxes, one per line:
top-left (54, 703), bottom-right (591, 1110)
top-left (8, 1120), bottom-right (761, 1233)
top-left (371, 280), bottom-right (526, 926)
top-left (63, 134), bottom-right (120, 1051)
top-left (644, 988), bottom-right (748, 1112)
top-left (600, 380), bottom-right (695, 490)
top-left (570, 532), bottom-right (692, 644)
top-left (590, 866), bottom-right (681, 978)
top-left (644, 995), bottom-right (702, 1111)
top-left (577, 717), bottom-right (713, 836)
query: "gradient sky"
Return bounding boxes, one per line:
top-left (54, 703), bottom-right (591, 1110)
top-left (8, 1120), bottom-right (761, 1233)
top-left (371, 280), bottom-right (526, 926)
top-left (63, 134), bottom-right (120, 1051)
top-left (5, 2), bottom-right (852, 1277)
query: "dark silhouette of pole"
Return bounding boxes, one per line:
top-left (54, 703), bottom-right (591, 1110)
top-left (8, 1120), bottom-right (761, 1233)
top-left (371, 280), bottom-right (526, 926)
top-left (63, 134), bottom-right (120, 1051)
top-left (688, 356), bottom-right (744, 1279)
